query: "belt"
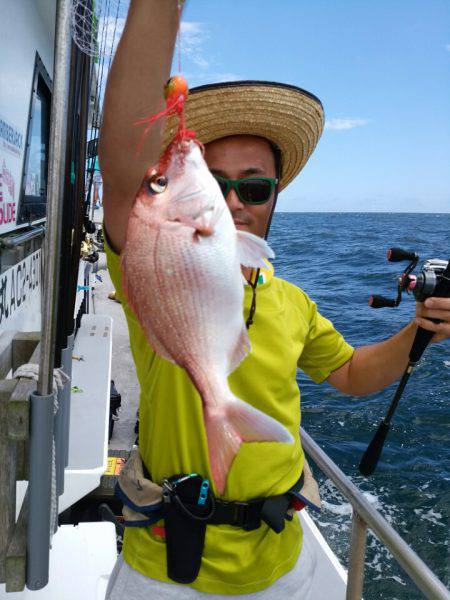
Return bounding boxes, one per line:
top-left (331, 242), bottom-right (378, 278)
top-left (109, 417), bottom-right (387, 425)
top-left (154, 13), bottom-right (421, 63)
top-left (157, 472), bottom-right (305, 584)
top-left (209, 472), bottom-right (304, 533)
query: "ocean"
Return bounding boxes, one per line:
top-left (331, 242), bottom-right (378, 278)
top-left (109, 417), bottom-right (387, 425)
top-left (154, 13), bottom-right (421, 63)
top-left (268, 212), bottom-right (449, 599)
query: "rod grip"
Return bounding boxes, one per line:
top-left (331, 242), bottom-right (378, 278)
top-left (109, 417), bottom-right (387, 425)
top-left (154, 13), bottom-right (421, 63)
top-left (387, 247), bottom-right (417, 263)
top-left (409, 324), bottom-right (436, 363)
top-left (359, 420), bottom-right (390, 476)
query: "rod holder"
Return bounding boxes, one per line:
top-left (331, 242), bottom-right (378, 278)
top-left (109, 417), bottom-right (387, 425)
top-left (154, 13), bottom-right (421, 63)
top-left (26, 391), bottom-right (54, 590)
top-left (55, 340), bottom-right (72, 494)
top-left (54, 366), bottom-right (65, 496)
top-left (63, 333), bottom-right (74, 468)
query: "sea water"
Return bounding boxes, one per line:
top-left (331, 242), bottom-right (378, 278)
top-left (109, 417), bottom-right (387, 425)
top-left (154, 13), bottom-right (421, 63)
top-left (269, 212), bottom-right (449, 599)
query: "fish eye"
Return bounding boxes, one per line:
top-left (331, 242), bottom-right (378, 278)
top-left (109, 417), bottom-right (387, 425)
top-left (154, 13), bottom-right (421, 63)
top-left (147, 173), bottom-right (167, 194)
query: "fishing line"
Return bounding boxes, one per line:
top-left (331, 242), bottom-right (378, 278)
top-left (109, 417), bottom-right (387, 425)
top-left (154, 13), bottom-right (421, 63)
top-left (177, 1), bottom-right (183, 73)
top-left (246, 144), bottom-right (281, 329)
top-left (86, 0), bottom-right (111, 218)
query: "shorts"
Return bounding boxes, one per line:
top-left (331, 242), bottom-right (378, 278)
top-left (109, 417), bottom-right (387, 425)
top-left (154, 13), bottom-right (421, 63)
top-left (105, 532), bottom-right (316, 599)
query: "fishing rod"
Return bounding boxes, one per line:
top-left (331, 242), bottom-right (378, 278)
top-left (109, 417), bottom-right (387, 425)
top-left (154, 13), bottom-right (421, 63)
top-left (359, 248), bottom-right (450, 476)
top-left (68, 46), bottom-right (91, 327)
top-left (56, 41), bottom-right (81, 366)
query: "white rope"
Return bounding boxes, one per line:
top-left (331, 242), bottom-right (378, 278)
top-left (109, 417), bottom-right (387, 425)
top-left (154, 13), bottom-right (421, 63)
top-left (12, 364), bottom-right (71, 539)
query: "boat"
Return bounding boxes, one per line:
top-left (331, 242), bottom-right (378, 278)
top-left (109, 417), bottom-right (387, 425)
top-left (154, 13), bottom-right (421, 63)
top-left (0, 2), bottom-right (448, 599)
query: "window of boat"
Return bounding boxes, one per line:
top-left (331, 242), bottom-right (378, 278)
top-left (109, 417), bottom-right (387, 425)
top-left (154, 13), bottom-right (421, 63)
top-left (17, 53), bottom-right (52, 225)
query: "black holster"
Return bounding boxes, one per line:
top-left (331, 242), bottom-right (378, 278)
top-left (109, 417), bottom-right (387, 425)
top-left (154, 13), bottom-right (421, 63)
top-left (162, 474), bottom-right (214, 584)
top-left (159, 471), bottom-right (307, 584)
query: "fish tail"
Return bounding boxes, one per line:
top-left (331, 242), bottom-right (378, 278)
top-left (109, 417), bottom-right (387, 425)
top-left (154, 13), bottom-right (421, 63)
top-left (204, 396), bottom-right (293, 494)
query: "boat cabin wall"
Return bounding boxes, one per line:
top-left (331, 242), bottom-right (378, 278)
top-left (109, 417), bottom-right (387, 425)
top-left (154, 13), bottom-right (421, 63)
top-left (0, 0), bottom-right (56, 335)
top-left (0, 0), bottom-right (56, 237)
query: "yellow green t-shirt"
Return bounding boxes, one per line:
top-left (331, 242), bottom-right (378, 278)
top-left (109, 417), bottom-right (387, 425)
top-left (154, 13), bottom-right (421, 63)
top-left (105, 238), bottom-right (354, 595)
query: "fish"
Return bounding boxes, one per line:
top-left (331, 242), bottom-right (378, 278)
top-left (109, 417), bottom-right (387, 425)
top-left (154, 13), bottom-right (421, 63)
top-left (121, 140), bottom-right (293, 494)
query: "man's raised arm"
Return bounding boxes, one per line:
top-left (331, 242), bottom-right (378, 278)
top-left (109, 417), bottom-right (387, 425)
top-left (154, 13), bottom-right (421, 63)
top-left (99, 0), bottom-right (179, 252)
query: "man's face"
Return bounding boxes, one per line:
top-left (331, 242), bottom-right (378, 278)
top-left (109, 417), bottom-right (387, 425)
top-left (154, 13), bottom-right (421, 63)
top-left (205, 135), bottom-right (277, 239)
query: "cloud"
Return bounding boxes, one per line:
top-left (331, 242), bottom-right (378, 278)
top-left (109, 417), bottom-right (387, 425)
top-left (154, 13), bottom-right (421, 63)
top-left (179, 22), bottom-right (211, 69)
top-left (93, 15), bottom-right (125, 57)
top-left (178, 21), bottom-right (241, 84)
top-left (325, 118), bottom-right (370, 131)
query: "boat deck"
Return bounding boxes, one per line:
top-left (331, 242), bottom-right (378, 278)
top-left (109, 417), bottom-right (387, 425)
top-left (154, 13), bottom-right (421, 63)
top-left (94, 253), bottom-right (140, 451)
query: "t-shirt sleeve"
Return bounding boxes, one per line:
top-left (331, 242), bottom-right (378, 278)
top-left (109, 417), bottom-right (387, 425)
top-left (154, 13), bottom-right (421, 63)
top-left (103, 227), bottom-right (141, 331)
top-left (297, 296), bottom-right (354, 384)
top-left (104, 229), bottom-right (125, 302)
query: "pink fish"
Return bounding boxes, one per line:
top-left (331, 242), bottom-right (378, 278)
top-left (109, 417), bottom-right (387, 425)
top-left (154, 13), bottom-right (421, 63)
top-left (121, 141), bottom-right (293, 494)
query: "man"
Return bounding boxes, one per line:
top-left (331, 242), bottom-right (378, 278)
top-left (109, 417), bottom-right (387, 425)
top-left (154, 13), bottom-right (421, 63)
top-left (100, 2), bottom-right (450, 598)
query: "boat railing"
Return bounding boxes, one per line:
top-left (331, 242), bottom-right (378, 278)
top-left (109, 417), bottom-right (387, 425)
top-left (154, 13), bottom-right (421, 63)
top-left (0, 226), bottom-right (45, 249)
top-left (300, 427), bottom-right (450, 600)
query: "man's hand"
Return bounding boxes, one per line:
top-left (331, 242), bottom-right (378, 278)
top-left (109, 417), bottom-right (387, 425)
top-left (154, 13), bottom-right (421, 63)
top-left (415, 297), bottom-right (450, 344)
top-left (327, 297), bottom-right (450, 396)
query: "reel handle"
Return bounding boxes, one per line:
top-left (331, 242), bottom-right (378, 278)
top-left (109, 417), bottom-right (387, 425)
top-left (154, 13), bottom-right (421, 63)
top-left (387, 247), bottom-right (417, 263)
top-left (369, 295), bottom-right (397, 309)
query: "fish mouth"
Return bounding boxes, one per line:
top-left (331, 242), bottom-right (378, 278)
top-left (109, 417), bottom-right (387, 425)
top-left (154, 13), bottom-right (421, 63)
top-left (169, 190), bottom-right (214, 222)
top-left (176, 189), bottom-right (205, 203)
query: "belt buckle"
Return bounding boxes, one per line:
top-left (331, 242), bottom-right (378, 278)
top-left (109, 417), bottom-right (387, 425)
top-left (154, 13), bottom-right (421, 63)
top-left (234, 501), bottom-right (261, 531)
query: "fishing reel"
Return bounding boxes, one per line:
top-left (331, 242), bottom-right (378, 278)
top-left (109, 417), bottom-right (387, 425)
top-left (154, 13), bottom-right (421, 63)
top-left (369, 247), bottom-right (449, 308)
top-left (360, 248), bottom-right (450, 477)
top-left (80, 239), bottom-right (99, 264)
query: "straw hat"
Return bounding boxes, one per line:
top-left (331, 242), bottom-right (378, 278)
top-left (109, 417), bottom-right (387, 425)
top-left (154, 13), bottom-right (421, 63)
top-left (162, 81), bottom-right (324, 191)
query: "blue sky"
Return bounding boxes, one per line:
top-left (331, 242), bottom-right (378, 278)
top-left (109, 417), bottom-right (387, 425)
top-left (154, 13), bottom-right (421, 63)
top-left (175, 0), bottom-right (450, 212)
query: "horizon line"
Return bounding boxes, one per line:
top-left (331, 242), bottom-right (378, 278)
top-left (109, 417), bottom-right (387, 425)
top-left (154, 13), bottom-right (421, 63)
top-left (274, 210), bottom-right (450, 214)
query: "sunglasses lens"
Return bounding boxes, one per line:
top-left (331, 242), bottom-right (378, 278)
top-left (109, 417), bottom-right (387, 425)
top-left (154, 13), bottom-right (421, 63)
top-left (215, 178), bottom-right (229, 198)
top-left (238, 180), bottom-right (272, 204)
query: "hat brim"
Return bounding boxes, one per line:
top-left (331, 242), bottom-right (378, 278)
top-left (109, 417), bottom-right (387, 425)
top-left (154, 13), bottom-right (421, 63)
top-left (162, 81), bottom-right (324, 191)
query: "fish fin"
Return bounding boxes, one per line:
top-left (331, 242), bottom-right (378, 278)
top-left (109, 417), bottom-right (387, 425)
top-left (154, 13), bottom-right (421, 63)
top-left (144, 330), bottom-right (177, 364)
top-left (209, 204), bottom-right (225, 230)
top-left (236, 230), bottom-right (275, 268)
top-left (226, 398), bottom-right (293, 444)
top-left (228, 325), bottom-right (251, 374)
top-left (205, 396), bottom-right (293, 494)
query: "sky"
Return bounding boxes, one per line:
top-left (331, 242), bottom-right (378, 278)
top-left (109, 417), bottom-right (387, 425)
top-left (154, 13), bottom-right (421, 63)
top-left (101, 0), bottom-right (450, 213)
top-left (177, 0), bottom-right (450, 213)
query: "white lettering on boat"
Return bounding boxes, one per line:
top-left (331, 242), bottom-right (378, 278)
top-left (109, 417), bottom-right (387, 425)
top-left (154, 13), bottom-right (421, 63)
top-left (0, 249), bottom-right (41, 326)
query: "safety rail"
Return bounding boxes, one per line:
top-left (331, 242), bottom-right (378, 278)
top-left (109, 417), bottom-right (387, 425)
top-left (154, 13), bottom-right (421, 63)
top-left (300, 428), bottom-right (450, 600)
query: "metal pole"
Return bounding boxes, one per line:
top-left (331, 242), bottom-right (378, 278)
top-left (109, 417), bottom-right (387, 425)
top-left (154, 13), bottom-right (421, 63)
top-left (27, 0), bottom-right (72, 591)
top-left (300, 428), bottom-right (450, 600)
top-left (38, 0), bottom-right (71, 397)
top-left (346, 511), bottom-right (367, 600)
top-left (63, 333), bottom-right (74, 467)
top-left (27, 392), bottom-right (54, 590)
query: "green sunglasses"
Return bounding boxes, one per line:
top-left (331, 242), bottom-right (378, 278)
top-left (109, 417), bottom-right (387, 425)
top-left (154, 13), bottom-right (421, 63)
top-left (213, 175), bottom-right (278, 205)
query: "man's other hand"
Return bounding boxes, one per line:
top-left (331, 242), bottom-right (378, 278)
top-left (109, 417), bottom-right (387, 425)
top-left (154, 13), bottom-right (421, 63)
top-left (415, 297), bottom-right (450, 344)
